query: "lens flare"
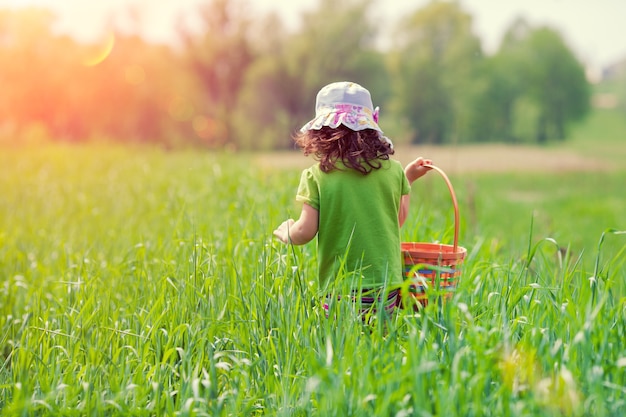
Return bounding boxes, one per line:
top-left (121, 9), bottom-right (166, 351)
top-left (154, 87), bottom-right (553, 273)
top-left (83, 32), bottom-right (115, 66)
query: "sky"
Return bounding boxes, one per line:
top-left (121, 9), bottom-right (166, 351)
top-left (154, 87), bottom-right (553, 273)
top-left (3, 0), bottom-right (626, 73)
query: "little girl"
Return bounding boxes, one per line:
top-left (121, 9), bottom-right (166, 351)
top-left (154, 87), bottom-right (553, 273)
top-left (273, 81), bottom-right (432, 318)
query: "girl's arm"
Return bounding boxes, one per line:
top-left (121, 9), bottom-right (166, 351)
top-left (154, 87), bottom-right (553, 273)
top-left (273, 203), bottom-right (319, 245)
top-left (399, 194), bottom-right (410, 227)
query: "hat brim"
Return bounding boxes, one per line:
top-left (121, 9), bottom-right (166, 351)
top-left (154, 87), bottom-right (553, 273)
top-left (300, 110), bottom-right (382, 133)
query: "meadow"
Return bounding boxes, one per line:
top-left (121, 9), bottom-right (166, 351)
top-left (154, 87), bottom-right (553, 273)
top-left (1, 112), bottom-right (625, 415)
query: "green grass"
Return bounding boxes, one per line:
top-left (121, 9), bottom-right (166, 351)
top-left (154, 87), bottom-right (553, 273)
top-left (0, 142), bottom-right (625, 416)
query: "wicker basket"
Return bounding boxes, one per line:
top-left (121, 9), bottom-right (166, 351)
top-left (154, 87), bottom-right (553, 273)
top-left (401, 165), bottom-right (467, 309)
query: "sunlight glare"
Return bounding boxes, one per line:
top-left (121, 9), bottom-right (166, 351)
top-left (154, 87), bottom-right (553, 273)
top-left (82, 32), bottom-right (115, 67)
top-left (168, 96), bottom-right (195, 121)
top-left (125, 64), bottom-right (146, 85)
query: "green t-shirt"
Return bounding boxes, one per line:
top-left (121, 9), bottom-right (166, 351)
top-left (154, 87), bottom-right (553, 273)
top-left (296, 159), bottom-right (410, 290)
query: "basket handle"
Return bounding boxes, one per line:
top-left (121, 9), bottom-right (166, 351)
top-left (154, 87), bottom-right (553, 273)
top-left (423, 164), bottom-right (460, 251)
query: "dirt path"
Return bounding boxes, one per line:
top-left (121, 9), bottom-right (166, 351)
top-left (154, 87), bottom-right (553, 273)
top-left (255, 143), bottom-right (616, 173)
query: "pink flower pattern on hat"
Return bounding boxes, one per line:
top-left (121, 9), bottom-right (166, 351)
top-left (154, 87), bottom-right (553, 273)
top-left (333, 104), bottom-right (364, 126)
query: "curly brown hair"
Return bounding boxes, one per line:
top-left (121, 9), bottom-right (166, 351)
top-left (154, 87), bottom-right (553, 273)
top-left (293, 125), bottom-right (394, 175)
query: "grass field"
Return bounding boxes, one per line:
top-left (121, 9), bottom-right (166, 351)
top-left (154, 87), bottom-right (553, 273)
top-left (1, 111), bottom-right (625, 415)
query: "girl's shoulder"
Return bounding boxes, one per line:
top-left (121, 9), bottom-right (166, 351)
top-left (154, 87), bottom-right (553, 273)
top-left (305, 163), bottom-right (323, 175)
top-left (305, 159), bottom-right (402, 177)
top-left (381, 158), bottom-right (404, 173)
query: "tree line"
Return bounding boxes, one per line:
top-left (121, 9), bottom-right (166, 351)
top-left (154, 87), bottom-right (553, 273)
top-left (0, 0), bottom-right (591, 149)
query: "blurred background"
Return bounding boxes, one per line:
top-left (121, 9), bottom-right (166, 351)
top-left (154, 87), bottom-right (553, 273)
top-left (1, 0), bottom-right (625, 150)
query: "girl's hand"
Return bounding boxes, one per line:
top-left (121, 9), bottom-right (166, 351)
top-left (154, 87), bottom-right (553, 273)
top-left (405, 157), bottom-right (433, 185)
top-left (273, 219), bottom-right (295, 244)
top-left (273, 204), bottom-right (319, 245)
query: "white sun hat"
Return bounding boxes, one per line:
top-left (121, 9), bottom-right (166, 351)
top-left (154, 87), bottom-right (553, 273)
top-left (300, 81), bottom-right (383, 133)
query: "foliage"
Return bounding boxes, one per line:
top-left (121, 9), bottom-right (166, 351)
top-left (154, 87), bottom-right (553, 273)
top-left (519, 27), bottom-right (590, 143)
top-left (388, 1), bottom-right (483, 145)
top-left (0, 144), bottom-right (625, 416)
top-left (465, 18), bottom-right (530, 143)
top-left (233, 0), bottom-right (387, 150)
top-left (0, 9), bottom-right (200, 147)
top-left (178, 0), bottom-right (256, 148)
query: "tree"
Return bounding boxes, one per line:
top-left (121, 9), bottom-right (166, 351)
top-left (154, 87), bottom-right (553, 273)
top-left (465, 19), bottom-right (590, 144)
top-left (86, 33), bottom-right (191, 145)
top-left (467, 18), bottom-right (531, 143)
top-left (178, 0), bottom-right (255, 148)
top-left (522, 27), bottom-right (590, 143)
top-left (388, 1), bottom-right (483, 144)
top-left (233, 0), bottom-right (388, 149)
top-left (0, 8), bottom-right (196, 145)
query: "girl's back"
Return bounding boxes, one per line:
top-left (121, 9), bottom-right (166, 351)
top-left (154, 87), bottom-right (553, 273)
top-left (297, 159), bottom-right (408, 289)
